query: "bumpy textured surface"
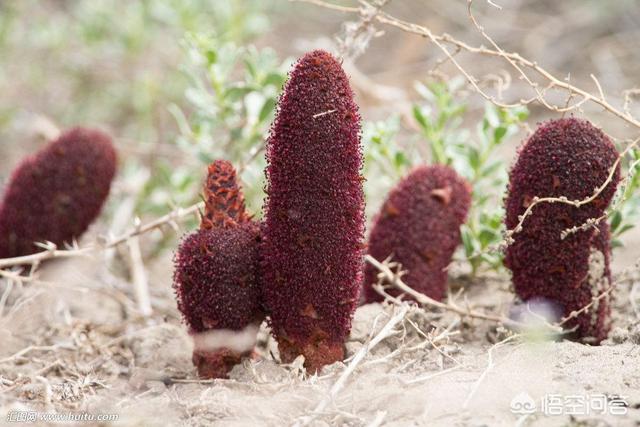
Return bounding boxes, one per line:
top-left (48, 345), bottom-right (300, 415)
top-left (174, 160), bottom-right (263, 378)
top-left (173, 223), bottom-right (262, 333)
top-left (504, 118), bottom-right (620, 343)
top-left (173, 222), bottom-right (262, 377)
top-left (0, 127), bottom-right (116, 258)
top-left (363, 165), bottom-right (471, 303)
top-left (201, 160), bottom-right (251, 229)
top-left (261, 50), bottom-right (365, 372)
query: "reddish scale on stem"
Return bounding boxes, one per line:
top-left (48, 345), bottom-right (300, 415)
top-left (504, 118), bottom-right (620, 343)
top-left (261, 50), bottom-right (365, 372)
top-left (363, 165), bottom-right (471, 303)
top-left (201, 160), bottom-right (251, 229)
top-left (0, 127), bottom-right (116, 258)
top-left (173, 160), bottom-right (263, 378)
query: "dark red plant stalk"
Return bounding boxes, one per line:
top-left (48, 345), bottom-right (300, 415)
top-left (173, 160), bottom-right (262, 378)
top-left (261, 50), bottom-right (365, 372)
top-left (363, 165), bottom-right (471, 303)
top-left (504, 118), bottom-right (620, 343)
top-left (0, 127), bottom-right (116, 258)
top-left (201, 159), bottom-right (251, 229)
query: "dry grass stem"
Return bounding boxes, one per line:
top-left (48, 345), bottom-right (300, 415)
top-left (127, 235), bottom-right (152, 317)
top-left (295, 304), bottom-right (409, 426)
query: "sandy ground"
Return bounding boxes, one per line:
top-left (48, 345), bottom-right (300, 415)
top-left (0, 249), bottom-right (638, 427)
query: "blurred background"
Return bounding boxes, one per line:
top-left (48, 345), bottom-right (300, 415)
top-left (1, 0), bottom-right (639, 271)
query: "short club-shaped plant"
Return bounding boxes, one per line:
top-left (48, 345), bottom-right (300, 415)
top-left (0, 127), bottom-right (116, 258)
top-left (363, 165), bottom-right (471, 303)
top-left (504, 118), bottom-right (620, 343)
top-left (173, 160), bottom-right (262, 378)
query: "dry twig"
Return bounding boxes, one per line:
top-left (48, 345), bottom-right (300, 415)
top-left (295, 304), bottom-right (409, 426)
top-left (295, 0), bottom-right (640, 253)
top-left (0, 201), bottom-right (203, 269)
top-left (365, 254), bottom-right (523, 328)
top-left (462, 334), bottom-right (520, 409)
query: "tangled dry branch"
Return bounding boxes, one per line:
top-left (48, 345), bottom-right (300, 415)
top-left (294, 0), bottom-right (640, 255)
top-left (365, 254), bottom-right (522, 328)
top-left (365, 253), bottom-right (623, 340)
top-left (295, 303), bottom-right (409, 426)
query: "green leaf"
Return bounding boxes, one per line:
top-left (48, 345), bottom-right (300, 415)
top-left (480, 253), bottom-right (500, 266)
top-left (264, 71), bottom-right (285, 87)
top-left (258, 97), bottom-right (276, 123)
top-left (412, 105), bottom-right (430, 131)
top-left (616, 223), bottom-right (635, 235)
top-left (461, 227), bottom-right (476, 257)
top-left (494, 126), bottom-right (507, 143)
top-left (244, 57), bottom-right (257, 79)
top-left (480, 160), bottom-right (503, 178)
top-left (484, 104), bottom-right (500, 127)
top-left (197, 151), bottom-right (214, 164)
top-left (610, 210), bottom-right (622, 231)
top-left (394, 152), bottom-right (409, 169)
top-left (450, 104), bottom-right (467, 118)
top-left (516, 108), bottom-right (529, 121)
top-left (225, 84), bottom-right (254, 101)
top-left (478, 228), bottom-right (498, 246)
top-left (468, 146), bottom-right (480, 171)
top-left (611, 239), bottom-right (623, 249)
top-left (205, 49), bottom-right (217, 65)
top-left (414, 81), bottom-right (434, 102)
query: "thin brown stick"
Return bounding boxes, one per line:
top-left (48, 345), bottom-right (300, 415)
top-left (367, 253), bottom-right (617, 338)
top-left (558, 285), bottom-right (614, 327)
top-left (292, 0), bottom-right (358, 13)
top-left (462, 334), bottom-right (521, 408)
top-left (295, 303), bottom-right (409, 426)
top-left (0, 344), bottom-right (72, 364)
top-left (365, 255), bottom-right (525, 329)
top-left (0, 201), bottom-right (203, 268)
top-left (298, 0), bottom-right (640, 128)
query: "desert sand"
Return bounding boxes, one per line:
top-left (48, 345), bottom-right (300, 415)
top-left (1, 253), bottom-right (638, 426)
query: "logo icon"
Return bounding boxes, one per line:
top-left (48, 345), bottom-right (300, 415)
top-left (510, 392), bottom-right (537, 415)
